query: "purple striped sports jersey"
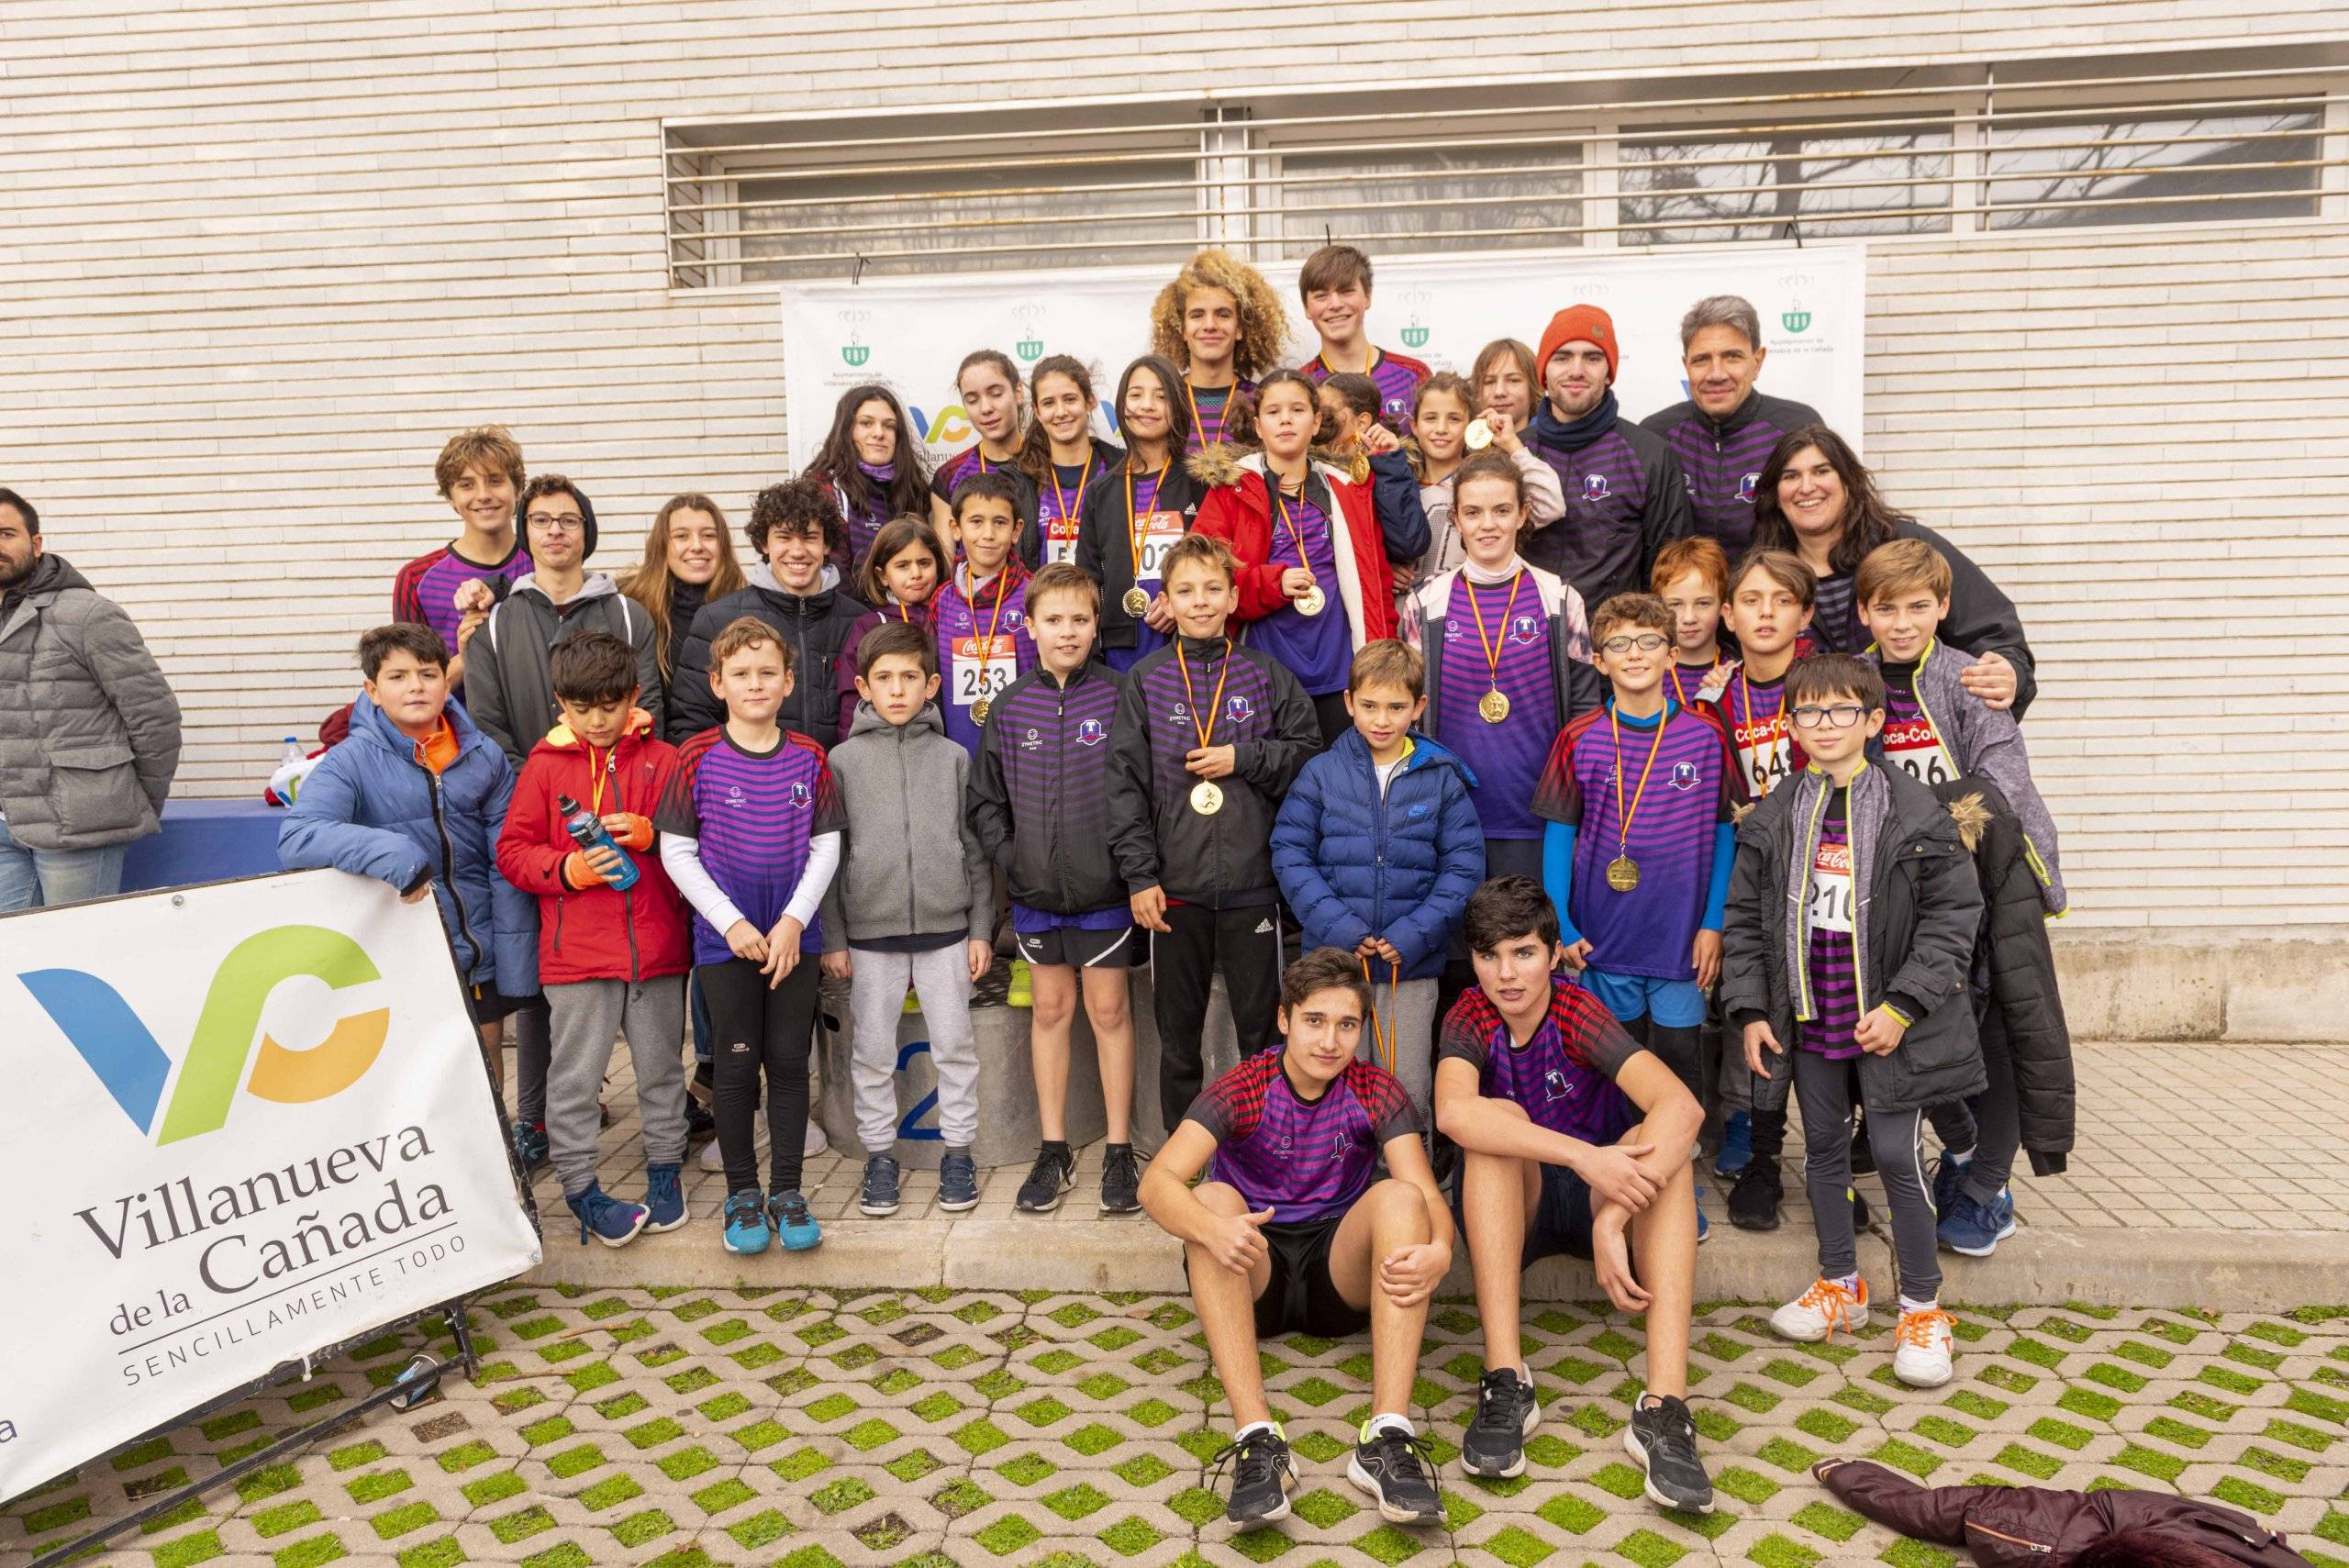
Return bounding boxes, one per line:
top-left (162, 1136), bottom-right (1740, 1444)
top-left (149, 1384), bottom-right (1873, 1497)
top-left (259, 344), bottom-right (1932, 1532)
top-left (1798, 797), bottom-right (1863, 1058)
top-left (1718, 667), bottom-right (1804, 799)
top-left (393, 542), bottom-right (532, 693)
top-left (1306, 348), bottom-right (1431, 428)
top-left (840, 462), bottom-right (897, 576)
top-left (1437, 975), bottom-right (1640, 1148)
top-left (1433, 573), bottom-right (1553, 840)
top-left (1241, 491), bottom-right (1350, 695)
top-left (1182, 379), bottom-right (1255, 455)
top-left (656, 728), bottom-right (846, 965)
top-left (930, 445), bottom-right (1001, 502)
top-left (1654, 393), bottom-right (1820, 556)
top-left (931, 565), bottom-right (1035, 754)
top-left (1037, 460), bottom-right (1097, 568)
top-left (1532, 704), bottom-right (1736, 981)
top-left (1187, 1050), bottom-right (1419, 1223)
top-left (990, 663), bottom-right (1123, 927)
top-left (1524, 426), bottom-right (1653, 608)
top-left (1108, 468), bottom-right (1180, 673)
top-left (1133, 639), bottom-right (1285, 795)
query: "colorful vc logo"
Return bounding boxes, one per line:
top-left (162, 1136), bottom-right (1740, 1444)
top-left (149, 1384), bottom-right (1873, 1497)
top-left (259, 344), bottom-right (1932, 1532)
top-left (19, 925), bottom-right (390, 1145)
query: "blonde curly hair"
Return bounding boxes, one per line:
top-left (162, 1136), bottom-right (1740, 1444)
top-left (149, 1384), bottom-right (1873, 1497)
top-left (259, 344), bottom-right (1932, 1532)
top-left (1149, 249), bottom-right (1291, 382)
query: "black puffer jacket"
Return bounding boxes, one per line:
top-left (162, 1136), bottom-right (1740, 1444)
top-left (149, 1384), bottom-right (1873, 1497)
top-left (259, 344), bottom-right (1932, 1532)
top-left (1722, 762), bottom-right (1987, 1117)
top-left (665, 564), bottom-right (869, 749)
top-left (1939, 779), bottom-right (2075, 1173)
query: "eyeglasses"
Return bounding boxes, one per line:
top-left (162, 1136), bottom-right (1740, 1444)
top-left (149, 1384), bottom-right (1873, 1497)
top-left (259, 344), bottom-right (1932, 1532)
top-left (1598, 633), bottom-right (1669, 654)
top-left (526, 513), bottom-right (585, 532)
top-left (1789, 704), bottom-right (1870, 728)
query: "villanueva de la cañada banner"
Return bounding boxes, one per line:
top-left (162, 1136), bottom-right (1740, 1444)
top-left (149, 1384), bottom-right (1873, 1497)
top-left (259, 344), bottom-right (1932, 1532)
top-left (779, 244), bottom-right (1866, 472)
top-left (0, 871), bottom-right (542, 1500)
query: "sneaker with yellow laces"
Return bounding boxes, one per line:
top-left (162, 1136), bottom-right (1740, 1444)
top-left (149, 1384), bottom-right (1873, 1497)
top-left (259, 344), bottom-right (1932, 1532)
top-left (1769, 1276), bottom-right (1871, 1342)
top-left (1893, 1306), bottom-right (1957, 1387)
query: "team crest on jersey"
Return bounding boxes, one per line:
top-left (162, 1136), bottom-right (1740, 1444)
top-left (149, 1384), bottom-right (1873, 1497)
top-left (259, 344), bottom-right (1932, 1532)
top-left (1736, 472), bottom-right (1761, 504)
top-left (1581, 473), bottom-right (1611, 502)
top-left (1004, 608), bottom-right (1024, 631)
top-left (785, 780), bottom-right (813, 810)
top-left (1509, 614), bottom-right (1541, 646)
top-left (1074, 718), bottom-right (1108, 748)
top-left (1225, 694), bottom-right (1255, 725)
top-left (1542, 1067), bottom-right (1574, 1103)
top-left (1669, 761), bottom-right (1700, 791)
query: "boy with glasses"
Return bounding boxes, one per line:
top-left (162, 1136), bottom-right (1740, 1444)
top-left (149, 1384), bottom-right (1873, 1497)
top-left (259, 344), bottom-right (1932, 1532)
top-left (1532, 593), bottom-right (1741, 1239)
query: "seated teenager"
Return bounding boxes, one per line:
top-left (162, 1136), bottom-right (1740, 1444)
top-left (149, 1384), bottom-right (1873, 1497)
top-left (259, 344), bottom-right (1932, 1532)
top-left (1433, 875), bottom-right (1713, 1512)
top-left (1139, 948), bottom-right (1453, 1529)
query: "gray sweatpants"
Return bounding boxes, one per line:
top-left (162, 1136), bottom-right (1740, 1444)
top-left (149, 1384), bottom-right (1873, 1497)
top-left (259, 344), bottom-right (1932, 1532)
top-left (1792, 1048), bottom-right (1941, 1305)
top-left (851, 943), bottom-right (980, 1152)
top-left (1356, 975), bottom-right (1439, 1128)
top-left (547, 976), bottom-right (689, 1198)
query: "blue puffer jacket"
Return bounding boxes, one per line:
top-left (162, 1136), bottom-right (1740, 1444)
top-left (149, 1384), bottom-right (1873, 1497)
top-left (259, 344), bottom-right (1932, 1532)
top-left (1270, 729), bottom-right (1486, 981)
top-left (279, 693), bottom-right (539, 997)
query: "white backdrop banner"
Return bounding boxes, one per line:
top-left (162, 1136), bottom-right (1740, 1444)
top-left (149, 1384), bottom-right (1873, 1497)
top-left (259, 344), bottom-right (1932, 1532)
top-left (781, 244), bottom-right (1865, 471)
top-left (0, 871), bottom-right (542, 1498)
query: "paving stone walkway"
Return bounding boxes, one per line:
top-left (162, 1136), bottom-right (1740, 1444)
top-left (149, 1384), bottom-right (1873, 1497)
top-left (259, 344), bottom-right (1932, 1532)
top-left (10, 1287), bottom-right (2348, 1568)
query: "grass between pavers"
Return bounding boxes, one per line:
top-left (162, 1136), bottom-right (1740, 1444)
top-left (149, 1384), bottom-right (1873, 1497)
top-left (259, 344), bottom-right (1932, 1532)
top-left (7, 1294), bottom-right (2347, 1568)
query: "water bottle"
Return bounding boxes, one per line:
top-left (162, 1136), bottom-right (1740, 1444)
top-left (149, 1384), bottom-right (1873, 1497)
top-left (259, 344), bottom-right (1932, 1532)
top-left (280, 736), bottom-right (305, 769)
top-left (556, 793), bottom-right (640, 892)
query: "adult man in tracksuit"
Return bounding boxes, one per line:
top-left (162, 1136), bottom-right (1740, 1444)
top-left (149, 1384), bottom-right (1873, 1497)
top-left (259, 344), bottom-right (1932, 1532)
top-left (1641, 295), bottom-right (1825, 558)
top-left (1520, 305), bottom-right (1694, 614)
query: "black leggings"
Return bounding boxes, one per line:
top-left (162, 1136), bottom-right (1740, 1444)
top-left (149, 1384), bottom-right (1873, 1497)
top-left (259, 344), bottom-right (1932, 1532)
top-left (698, 957), bottom-right (820, 1196)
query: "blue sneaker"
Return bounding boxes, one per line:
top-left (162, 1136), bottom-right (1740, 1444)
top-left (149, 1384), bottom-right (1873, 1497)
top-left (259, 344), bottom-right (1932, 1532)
top-left (1713, 1112), bottom-right (1753, 1177)
top-left (513, 1120), bottom-right (550, 1172)
top-left (860, 1154), bottom-right (902, 1217)
top-left (1938, 1187), bottom-right (2018, 1257)
top-left (939, 1150), bottom-right (980, 1213)
top-left (1931, 1152), bottom-right (1972, 1217)
top-left (771, 1189), bottom-right (823, 1251)
top-left (564, 1182), bottom-right (648, 1249)
top-left (642, 1163), bottom-right (687, 1233)
top-left (721, 1189), bottom-right (771, 1254)
top-left (1696, 1185), bottom-right (1710, 1244)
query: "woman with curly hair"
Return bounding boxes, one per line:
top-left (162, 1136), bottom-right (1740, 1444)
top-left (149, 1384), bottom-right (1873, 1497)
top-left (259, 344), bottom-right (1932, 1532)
top-left (1148, 249), bottom-right (1291, 455)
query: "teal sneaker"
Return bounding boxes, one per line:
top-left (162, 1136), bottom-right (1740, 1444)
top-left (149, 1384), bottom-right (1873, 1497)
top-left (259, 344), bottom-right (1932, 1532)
top-left (721, 1188), bottom-right (770, 1255)
top-left (770, 1189), bottom-right (823, 1251)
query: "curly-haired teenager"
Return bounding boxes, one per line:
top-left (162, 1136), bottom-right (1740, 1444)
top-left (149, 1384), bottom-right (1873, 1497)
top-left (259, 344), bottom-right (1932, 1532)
top-left (667, 479), bottom-right (870, 748)
top-left (1150, 248), bottom-right (1291, 455)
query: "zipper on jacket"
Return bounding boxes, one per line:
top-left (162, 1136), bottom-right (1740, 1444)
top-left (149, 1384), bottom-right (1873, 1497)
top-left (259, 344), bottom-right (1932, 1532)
top-left (898, 731), bottom-right (918, 934)
top-left (612, 750), bottom-right (642, 984)
top-left (1792, 781), bottom-right (1830, 1022)
top-left (426, 770), bottom-right (486, 981)
top-left (1961, 1520), bottom-right (2052, 1554)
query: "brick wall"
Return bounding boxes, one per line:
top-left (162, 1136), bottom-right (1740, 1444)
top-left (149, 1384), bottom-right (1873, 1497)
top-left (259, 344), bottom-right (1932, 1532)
top-left (2, 2), bottom-right (2344, 932)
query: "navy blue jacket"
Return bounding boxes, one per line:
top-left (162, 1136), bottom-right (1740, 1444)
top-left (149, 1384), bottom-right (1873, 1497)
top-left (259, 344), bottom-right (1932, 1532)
top-left (279, 693), bottom-right (539, 997)
top-left (1270, 729), bottom-right (1486, 980)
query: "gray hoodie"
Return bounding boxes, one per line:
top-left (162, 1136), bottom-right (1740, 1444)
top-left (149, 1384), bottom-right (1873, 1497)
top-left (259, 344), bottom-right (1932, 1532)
top-left (819, 698), bottom-right (991, 951)
top-left (465, 571), bottom-right (663, 768)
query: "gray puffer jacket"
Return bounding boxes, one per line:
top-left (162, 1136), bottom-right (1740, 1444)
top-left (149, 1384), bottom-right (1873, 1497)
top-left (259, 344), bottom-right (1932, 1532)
top-left (818, 700), bottom-right (991, 950)
top-left (0, 554), bottom-right (183, 850)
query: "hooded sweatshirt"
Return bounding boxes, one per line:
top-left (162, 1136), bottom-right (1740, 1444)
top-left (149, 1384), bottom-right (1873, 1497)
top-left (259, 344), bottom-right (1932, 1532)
top-left (464, 571), bottom-right (664, 768)
top-left (1523, 389), bottom-right (1695, 614)
top-left (667, 563), bottom-right (869, 748)
top-left (819, 700), bottom-right (993, 950)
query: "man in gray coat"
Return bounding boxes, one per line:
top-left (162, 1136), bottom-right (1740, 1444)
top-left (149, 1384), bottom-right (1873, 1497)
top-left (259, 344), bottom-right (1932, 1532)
top-left (0, 489), bottom-right (184, 909)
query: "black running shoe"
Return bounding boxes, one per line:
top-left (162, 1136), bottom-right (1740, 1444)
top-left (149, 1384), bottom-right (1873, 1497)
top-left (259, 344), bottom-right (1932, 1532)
top-left (1209, 1427), bottom-right (1296, 1525)
top-left (1348, 1425), bottom-right (1443, 1524)
top-left (1728, 1161), bottom-right (1782, 1231)
top-left (1461, 1367), bottom-right (1541, 1478)
top-left (684, 1096), bottom-right (718, 1147)
top-left (1099, 1144), bottom-right (1142, 1215)
top-left (1625, 1394), bottom-right (1714, 1512)
top-left (1016, 1144), bottom-right (1075, 1212)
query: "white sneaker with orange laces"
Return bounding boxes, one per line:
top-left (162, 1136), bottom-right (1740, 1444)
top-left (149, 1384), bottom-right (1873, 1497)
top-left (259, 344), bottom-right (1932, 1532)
top-left (1894, 1307), bottom-right (1957, 1387)
top-left (1770, 1276), bottom-right (1871, 1342)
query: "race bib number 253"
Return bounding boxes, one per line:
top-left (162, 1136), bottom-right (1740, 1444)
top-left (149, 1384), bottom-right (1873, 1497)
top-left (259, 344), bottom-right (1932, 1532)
top-left (952, 635), bottom-right (1016, 708)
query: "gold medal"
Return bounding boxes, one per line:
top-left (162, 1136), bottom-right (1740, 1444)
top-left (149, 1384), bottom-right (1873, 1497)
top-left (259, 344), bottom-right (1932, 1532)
top-left (1604, 705), bottom-right (1667, 897)
top-left (1189, 780), bottom-right (1224, 816)
top-left (1606, 855), bottom-right (1641, 893)
top-left (972, 696), bottom-right (991, 726)
top-left (1123, 585), bottom-right (1152, 617)
top-left (1297, 583), bottom-right (1326, 617)
top-left (1464, 417), bottom-right (1495, 450)
top-left (1479, 688), bottom-right (1510, 724)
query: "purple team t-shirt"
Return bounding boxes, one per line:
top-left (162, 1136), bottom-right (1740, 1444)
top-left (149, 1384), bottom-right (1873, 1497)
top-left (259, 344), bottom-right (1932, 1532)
top-left (393, 542), bottom-right (532, 695)
top-left (1434, 573), bottom-right (1553, 840)
top-left (930, 565), bottom-right (1036, 755)
top-left (656, 728), bottom-right (846, 965)
top-left (1185, 1050), bottom-right (1420, 1224)
top-left (1437, 975), bottom-right (1641, 1148)
top-left (1241, 489), bottom-right (1350, 696)
top-left (1531, 703), bottom-right (1738, 981)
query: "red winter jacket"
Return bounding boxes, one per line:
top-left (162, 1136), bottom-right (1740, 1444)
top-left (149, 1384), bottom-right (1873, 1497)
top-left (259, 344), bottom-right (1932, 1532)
top-left (495, 712), bottom-right (692, 985)
top-left (1189, 446), bottom-right (1396, 646)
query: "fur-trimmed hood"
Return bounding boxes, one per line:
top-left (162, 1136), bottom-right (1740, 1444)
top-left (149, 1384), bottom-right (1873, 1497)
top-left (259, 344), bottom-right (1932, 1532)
top-left (1186, 441), bottom-right (1367, 490)
top-left (1734, 784), bottom-right (1992, 843)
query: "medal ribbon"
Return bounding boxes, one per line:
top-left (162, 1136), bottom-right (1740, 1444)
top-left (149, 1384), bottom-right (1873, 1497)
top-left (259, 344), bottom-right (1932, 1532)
top-left (1126, 462), bottom-right (1168, 590)
top-left (1048, 450), bottom-right (1096, 537)
top-left (1609, 704), bottom-right (1670, 866)
top-left (1271, 485), bottom-right (1319, 595)
top-left (1739, 667), bottom-right (1786, 796)
top-left (1185, 382), bottom-right (1227, 447)
top-left (1468, 570), bottom-right (1527, 698)
top-left (1175, 637), bottom-right (1232, 754)
top-left (1361, 956), bottom-right (1399, 1075)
